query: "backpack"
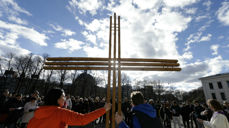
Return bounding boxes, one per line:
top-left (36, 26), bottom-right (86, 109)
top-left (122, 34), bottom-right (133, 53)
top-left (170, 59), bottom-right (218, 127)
top-left (131, 110), bottom-right (163, 128)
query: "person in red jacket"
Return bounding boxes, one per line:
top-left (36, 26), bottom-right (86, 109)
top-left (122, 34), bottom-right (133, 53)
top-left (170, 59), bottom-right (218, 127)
top-left (27, 88), bottom-right (111, 128)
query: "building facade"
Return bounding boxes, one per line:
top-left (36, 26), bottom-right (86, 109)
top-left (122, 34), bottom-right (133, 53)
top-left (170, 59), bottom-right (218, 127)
top-left (199, 73), bottom-right (229, 103)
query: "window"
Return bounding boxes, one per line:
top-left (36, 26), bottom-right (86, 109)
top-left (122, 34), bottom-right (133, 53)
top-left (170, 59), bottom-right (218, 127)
top-left (217, 82), bottom-right (223, 89)
top-left (220, 92), bottom-right (226, 100)
top-left (227, 81), bottom-right (229, 88)
top-left (209, 83), bottom-right (214, 89)
top-left (211, 93), bottom-right (216, 99)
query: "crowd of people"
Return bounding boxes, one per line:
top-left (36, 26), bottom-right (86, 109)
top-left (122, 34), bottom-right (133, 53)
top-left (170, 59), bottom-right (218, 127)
top-left (0, 88), bottom-right (229, 128)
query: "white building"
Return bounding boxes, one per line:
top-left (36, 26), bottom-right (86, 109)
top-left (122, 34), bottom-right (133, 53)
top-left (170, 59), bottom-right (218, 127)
top-left (199, 73), bottom-right (229, 103)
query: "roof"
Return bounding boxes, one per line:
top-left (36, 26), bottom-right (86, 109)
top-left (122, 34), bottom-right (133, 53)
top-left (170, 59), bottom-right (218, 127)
top-left (199, 72), bottom-right (229, 80)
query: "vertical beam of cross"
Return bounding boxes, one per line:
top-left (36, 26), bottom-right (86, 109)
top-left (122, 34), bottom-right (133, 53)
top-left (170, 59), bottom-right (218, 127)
top-left (111, 13), bottom-right (117, 128)
top-left (118, 15), bottom-right (121, 116)
top-left (105, 16), bottom-right (112, 128)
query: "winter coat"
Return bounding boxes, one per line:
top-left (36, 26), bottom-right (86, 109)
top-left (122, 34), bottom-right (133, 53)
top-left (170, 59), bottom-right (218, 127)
top-left (203, 111), bottom-right (229, 128)
top-left (21, 101), bottom-right (38, 123)
top-left (119, 104), bottom-right (162, 128)
top-left (27, 106), bottom-right (105, 128)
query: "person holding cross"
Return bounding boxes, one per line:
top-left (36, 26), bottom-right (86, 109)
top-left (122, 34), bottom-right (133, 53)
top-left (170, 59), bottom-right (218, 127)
top-left (27, 88), bottom-right (111, 128)
top-left (115, 91), bottom-right (163, 128)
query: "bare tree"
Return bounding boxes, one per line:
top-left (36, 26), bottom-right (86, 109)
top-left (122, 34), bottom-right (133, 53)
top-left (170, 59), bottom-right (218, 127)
top-left (153, 80), bottom-right (165, 100)
top-left (57, 69), bottom-right (69, 88)
top-left (95, 76), bottom-right (104, 85)
top-left (5, 52), bottom-right (15, 70)
top-left (0, 57), bottom-right (3, 75)
top-left (121, 73), bottom-right (130, 86)
top-left (13, 54), bottom-right (34, 92)
top-left (70, 70), bottom-right (78, 84)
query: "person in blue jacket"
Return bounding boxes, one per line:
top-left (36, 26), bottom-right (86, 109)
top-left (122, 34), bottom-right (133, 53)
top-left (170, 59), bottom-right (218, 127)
top-left (115, 91), bottom-right (163, 128)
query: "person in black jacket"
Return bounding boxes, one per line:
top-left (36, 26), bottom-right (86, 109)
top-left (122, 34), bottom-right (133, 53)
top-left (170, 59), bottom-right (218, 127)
top-left (181, 102), bottom-right (193, 128)
top-left (122, 97), bottom-right (131, 126)
top-left (0, 89), bottom-right (10, 128)
top-left (193, 101), bottom-right (204, 128)
top-left (5, 94), bottom-right (24, 128)
top-left (115, 91), bottom-right (163, 128)
top-left (171, 101), bottom-right (182, 128)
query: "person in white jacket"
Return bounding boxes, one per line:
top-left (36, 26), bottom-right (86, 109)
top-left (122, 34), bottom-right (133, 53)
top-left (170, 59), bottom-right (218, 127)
top-left (21, 97), bottom-right (38, 128)
top-left (197, 99), bottom-right (229, 128)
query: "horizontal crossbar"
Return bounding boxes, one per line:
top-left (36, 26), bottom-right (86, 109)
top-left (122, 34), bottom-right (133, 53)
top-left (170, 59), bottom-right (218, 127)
top-left (44, 62), bottom-right (180, 66)
top-left (43, 66), bottom-right (181, 71)
top-left (46, 57), bottom-right (178, 63)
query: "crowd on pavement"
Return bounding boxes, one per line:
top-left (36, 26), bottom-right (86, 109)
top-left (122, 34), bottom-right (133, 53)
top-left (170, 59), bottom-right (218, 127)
top-left (0, 88), bottom-right (229, 128)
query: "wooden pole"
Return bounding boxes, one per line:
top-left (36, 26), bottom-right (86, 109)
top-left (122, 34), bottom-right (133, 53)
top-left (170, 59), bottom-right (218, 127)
top-left (106, 16), bottom-right (112, 128)
top-left (46, 57), bottom-right (178, 63)
top-left (44, 62), bottom-right (180, 66)
top-left (112, 13), bottom-right (116, 128)
top-left (43, 66), bottom-right (181, 71)
top-left (118, 16), bottom-right (122, 115)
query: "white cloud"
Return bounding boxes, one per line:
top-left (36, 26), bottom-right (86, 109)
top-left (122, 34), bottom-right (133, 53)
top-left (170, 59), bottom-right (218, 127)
top-left (184, 21), bottom-right (212, 51)
top-left (82, 31), bottom-right (96, 45)
top-left (210, 44), bottom-right (219, 55)
top-left (83, 45), bottom-right (107, 57)
top-left (131, 56), bottom-right (229, 92)
top-left (164, 0), bottom-right (198, 8)
top-left (195, 15), bottom-right (208, 22)
top-left (206, 56), bottom-right (227, 75)
top-left (67, 0), bottom-right (103, 15)
top-left (200, 33), bottom-right (212, 42)
top-left (82, 18), bottom-right (109, 49)
top-left (0, 0), bottom-right (31, 16)
top-left (104, 2), bottom-right (191, 59)
top-left (180, 51), bottom-right (193, 60)
top-left (54, 38), bottom-right (83, 52)
top-left (218, 35), bottom-right (224, 40)
top-left (185, 8), bottom-right (197, 14)
top-left (63, 29), bottom-right (75, 37)
top-left (4, 32), bottom-right (18, 45)
top-left (203, 0), bottom-right (211, 11)
top-left (154, 8), bottom-right (191, 32)
top-left (8, 16), bottom-right (28, 25)
top-left (64, 0), bottom-right (229, 92)
top-left (50, 24), bottom-right (75, 37)
top-left (0, 20), bottom-right (48, 46)
top-left (133, 0), bottom-right (161, 10)
top-left (75, 16), bottom-right (85, 25)
top-left (0, 43), bottom-right (30, 56)
top-left (216, 2), bottom-right (229, 26)
top-left (0, 31), bottom-right (3, 39)
top-left (84, 19), bottom-right (108, 32)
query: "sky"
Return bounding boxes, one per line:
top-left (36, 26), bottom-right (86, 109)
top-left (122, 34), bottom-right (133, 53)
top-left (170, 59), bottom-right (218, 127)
top-left (0, 0), bottom-right (229, 91)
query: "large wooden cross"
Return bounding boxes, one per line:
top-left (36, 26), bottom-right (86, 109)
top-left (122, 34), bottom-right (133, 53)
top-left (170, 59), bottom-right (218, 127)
top-left (43, 13), bottom-right (181, 128)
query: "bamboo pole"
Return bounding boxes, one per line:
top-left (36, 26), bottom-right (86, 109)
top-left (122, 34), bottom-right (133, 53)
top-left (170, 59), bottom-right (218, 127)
top-left (46, 57), bottom-right (178, 63)
top-left (119, 58), bottom-right (178, 63)
top-left (106, 16), bottom-right (112, 128)
top-left (112, 13), bottom-right (116, 128)
top-left (46, 57), bottom-right (110, 61)
top-left (118, 16), bottom-right (122, 115)
top-left (44, 62), bottom-right (180, 67)
top-left (43, 66), bottom-right (181, 71)
top-left (45, 62), bottom-right (110, 65)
